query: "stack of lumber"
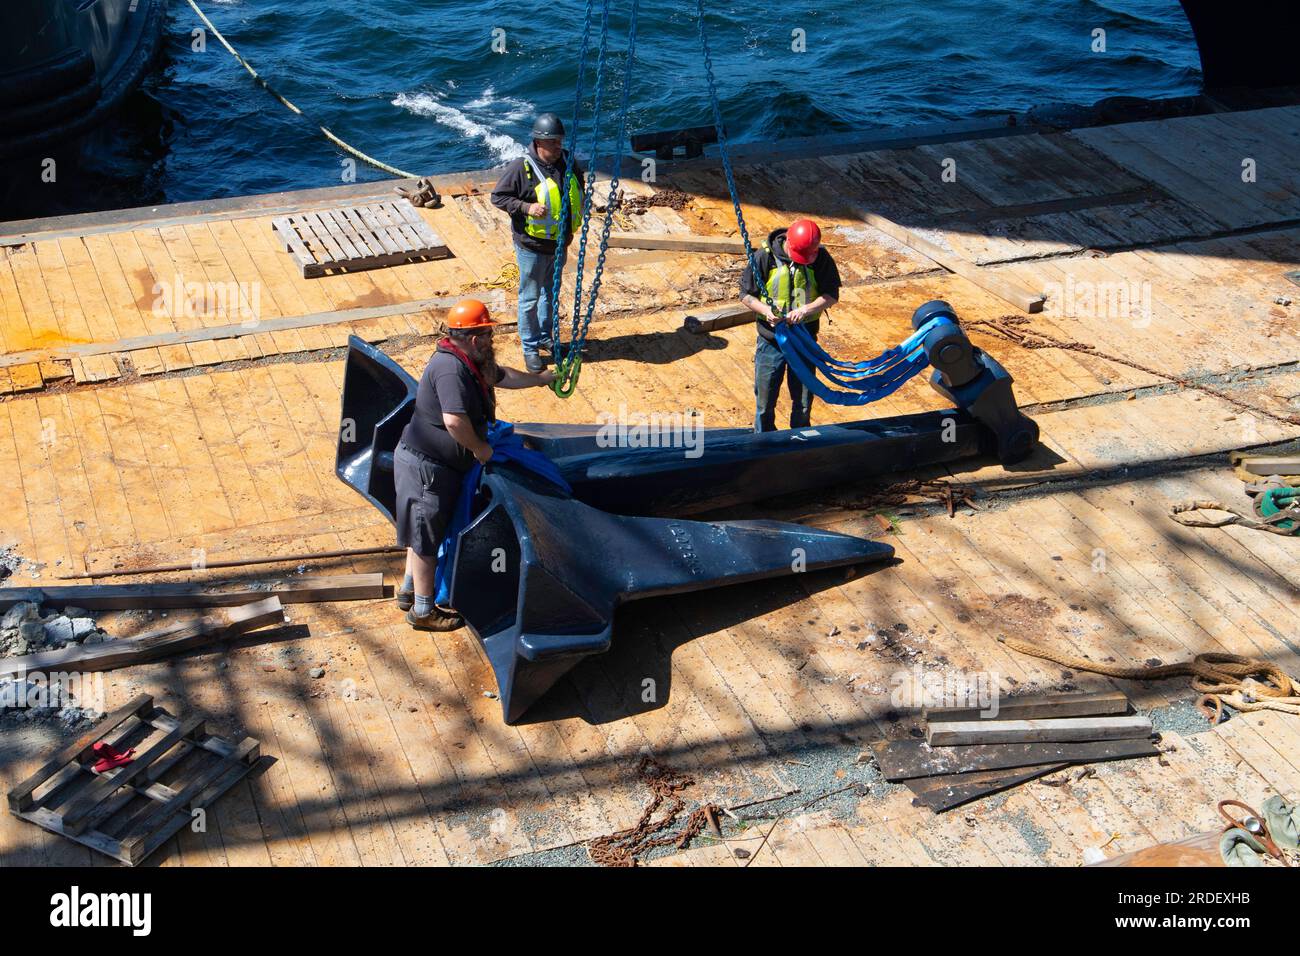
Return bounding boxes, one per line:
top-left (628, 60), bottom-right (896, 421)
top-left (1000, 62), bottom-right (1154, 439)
top-left (870, 690), bottom-right (1160, 812)
top-left (0, 573), bottom-right (384, 675)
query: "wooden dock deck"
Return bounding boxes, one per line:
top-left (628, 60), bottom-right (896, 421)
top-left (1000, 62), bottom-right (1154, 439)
top-left (1, 102), bottom-right (1298, 866)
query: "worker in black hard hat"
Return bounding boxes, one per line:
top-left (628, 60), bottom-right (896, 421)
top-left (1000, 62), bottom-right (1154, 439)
top-left (490, 112), bottom-right (587, 373)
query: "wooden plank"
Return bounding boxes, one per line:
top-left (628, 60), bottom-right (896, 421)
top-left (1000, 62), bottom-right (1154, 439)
top-left (926, 714), bottom-right (1154, 746)
top-left (302, 213), bottom-right (348, 265)
top-left (907, 763), bottom-right (1068, 813)
top-left (870, 737), bottom-right (1162, 781)
top-left (118, 735), bottom-right (260, 863)
top-left (0, 572), bottom-right (384, 610)
top-left (273, 217), bottom-right (321, 273)
top-left (849, 204), bottom-right (1045, 313)
top-left (923, 690), bottom-right (1130, 723)
top-left (947, 187), bottom-right (1164, 224)
top-left (0, 294), bottom-right (463, 367)
top-left (60, 715), bottom-right (208, 835)
top-left (319, 210), bottom-right (364, 262)
top-left (607, 232), bottom-right (750, 254)
top-left (124, 744), bottom-right (260, 866)
top-left (6, 363), bottom-right (43, 393)
top-left (373, 202), bottom-right (424, 254)
top-left (8, 695), bottom-right (155, 812)
top-left (0, 597), bottom-right (286, 678)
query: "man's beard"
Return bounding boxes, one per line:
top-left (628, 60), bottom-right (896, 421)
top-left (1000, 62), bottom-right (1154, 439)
top-left (473, 338), bottom-right (498, 381)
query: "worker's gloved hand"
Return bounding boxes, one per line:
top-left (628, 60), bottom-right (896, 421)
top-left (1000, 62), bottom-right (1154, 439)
top-left (474, 445), bottom-right (495, 466)
top-left (1219, 827), bottom-right (1267, 866)
top-left (1263, 796), bottom-right (1300, 850)
top-left (786, 306), bottom-right (810, 324)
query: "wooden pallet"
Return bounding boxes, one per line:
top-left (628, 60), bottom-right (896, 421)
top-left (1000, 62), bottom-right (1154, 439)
top-left (8, 695), bottom-right (260, 865)
top-left (271, 201), bottom-right (451, 278)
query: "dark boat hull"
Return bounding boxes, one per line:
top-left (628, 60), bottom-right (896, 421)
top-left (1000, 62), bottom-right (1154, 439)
top-left (0, 0), bottom-right (168, 163)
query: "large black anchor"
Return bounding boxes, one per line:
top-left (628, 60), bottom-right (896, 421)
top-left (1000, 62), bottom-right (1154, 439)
top-left (336, 301), bottom-right (1038, 722)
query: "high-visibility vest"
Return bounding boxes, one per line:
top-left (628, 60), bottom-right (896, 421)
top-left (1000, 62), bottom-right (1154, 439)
top-left (522, 153), bottom-right (583, 241)
top-left (764, 244), bottom-right (821, 318)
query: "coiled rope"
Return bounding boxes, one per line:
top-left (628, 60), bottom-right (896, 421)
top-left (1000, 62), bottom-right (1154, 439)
top-left (1168, 499), bottom-right (1300, 536)
top-left (185, 0), bottom-right (420, 179)
top-left (998, 635), bottom-right (1300, 717)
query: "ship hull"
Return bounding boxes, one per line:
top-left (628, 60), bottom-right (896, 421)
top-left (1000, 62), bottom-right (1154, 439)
top-left (0, 0), bottom-right (168, 163)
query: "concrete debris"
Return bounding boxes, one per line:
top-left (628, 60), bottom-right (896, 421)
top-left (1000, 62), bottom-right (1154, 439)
top-left (0, 602), bottom-right (107, 657)
top-left (0, 675), bottom-right (101, 728)
top-left (0, 546), bottom-right (43, 584)
top-left (0, 601), bottom-right (38, 632)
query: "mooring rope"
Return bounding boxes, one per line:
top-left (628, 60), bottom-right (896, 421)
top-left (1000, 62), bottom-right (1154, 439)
top-left (998, 635), bottom-right (1300, 717)
top-left (185, 0), bottom-right (420, 179)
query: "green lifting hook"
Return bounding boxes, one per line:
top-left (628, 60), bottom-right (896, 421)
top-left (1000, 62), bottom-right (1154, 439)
top-left (550, 353), bottom-right (582, 398)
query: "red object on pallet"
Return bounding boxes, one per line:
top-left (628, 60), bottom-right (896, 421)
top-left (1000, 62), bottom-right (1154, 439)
top-left (91, 741), bottom-right (135, 774)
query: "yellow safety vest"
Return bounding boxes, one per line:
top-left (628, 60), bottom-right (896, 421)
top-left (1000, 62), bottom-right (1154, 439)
top-left (764, 244), bottom-right (820, 318)
top-left (523, 153), bottom-right (583, 241)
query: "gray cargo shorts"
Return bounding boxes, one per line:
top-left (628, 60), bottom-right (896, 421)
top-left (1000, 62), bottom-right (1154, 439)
top-left (394, 442), bottom-right (462, 558)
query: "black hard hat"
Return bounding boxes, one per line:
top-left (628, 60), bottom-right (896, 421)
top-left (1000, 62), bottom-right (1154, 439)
top-left (531, 112), bottom-right (566, 140)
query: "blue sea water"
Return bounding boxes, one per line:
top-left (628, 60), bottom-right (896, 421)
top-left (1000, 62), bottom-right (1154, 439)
top-left (55, 0), bottom-right (1205, 213)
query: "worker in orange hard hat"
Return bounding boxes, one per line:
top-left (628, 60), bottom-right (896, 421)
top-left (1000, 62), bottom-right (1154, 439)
top-left (392, 299), bottom-right (556, 631)
top-left (738, 218), bottom-right (842, 432)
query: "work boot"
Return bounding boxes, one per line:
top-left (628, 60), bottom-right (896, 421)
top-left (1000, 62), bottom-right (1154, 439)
top-left (395, 587), bottom-right (414, 612)
top-left (406, 607), bottom-right (464, 632)
top-left (524, 354), bottom-right (545, 373)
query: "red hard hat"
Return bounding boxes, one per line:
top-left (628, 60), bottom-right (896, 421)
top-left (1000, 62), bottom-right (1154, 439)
top-left (786, 219), bottom-right (821, 265)
top-left (447, 299), bottom-right (496, 331)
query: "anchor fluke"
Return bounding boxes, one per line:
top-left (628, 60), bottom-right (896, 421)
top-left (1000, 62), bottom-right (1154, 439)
top-left (452, 466), bottom-right (893, 722)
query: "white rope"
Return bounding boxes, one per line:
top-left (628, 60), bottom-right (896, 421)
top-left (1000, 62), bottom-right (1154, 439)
top-left (185, 0), bottom-right (420, 179)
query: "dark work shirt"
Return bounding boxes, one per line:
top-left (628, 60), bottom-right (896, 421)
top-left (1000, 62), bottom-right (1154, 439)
top-left (490, 145), bottom-right (586, 255)
top-left (740, 228), bottom-right (842, 342)
top-left (400, 347), bottom-right (504, 473)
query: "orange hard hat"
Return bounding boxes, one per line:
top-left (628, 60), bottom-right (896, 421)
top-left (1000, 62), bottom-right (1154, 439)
top-left (447, 299), bottom-right (496, 331)
top-left (786, 219), bottom-right (822, 265)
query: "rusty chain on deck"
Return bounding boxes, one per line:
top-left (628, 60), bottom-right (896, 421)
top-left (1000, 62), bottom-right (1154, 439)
top-left (587, 757), bottom-right (721, 866)
top-left (966, 315), bottom-right (1300, 427)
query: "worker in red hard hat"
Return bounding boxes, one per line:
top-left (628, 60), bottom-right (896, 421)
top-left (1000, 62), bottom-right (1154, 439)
top-left (739, 218), bottom-right (841, 432)
top-left (393, 299), bottom-right (556, 631)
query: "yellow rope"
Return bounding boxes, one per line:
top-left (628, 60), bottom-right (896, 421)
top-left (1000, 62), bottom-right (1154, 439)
top-left (186, 0), bottom-right (420, 180)
top-left (997, 635), bottom-right (1300, 717)
top-left (477, 262), bottom-right (520, 291)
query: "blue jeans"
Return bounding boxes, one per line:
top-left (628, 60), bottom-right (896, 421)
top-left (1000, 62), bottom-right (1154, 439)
top-left (515, 244), bottom-right (566, 359)
top-left (754, 332), bottom-right (814, 433)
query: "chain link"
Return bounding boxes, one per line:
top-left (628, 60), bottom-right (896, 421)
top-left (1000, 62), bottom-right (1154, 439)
top-left (586, 757), bottom-right (720, 866)
top-left (968, 315), bottom-right (1300, 427)
top-left (554, 0), bottom-right (611, 348)
top-left (696, 0), bottom-right (783, 320)
top-left (547, 0), bottom-right (639, 397)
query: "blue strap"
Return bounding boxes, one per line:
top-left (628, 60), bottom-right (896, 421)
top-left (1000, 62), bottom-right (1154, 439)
top-left (772, 317), bottom-right (952, 407)
top-left (434, 421), bottom-right (571, 606)
top-left (777, 325), bottom-right (920, 385)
